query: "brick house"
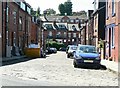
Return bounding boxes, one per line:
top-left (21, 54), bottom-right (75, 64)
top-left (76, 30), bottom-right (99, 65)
top-left (43, 21), bottom-right (81, 47)
top-left (2, 1), bottom-right (32, 58)
top-left (31, 21), bottom-right (39, 44)
top-left (40, 15), bottom-right (86, 47)
top-left (86, 10), bottom-right (94, 45)
top-left (92, 0), bottom-right (106, 47)
top-left (88, 0), bottom-right (106, 59)
top-left (105, 0), bottom-right (120, 62)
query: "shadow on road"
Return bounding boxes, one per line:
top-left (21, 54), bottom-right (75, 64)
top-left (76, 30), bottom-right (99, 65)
top-left (76, 64), bottom-right (107, 70)
top-left (2, 56), bottom-right (47, 66)
top-left (2, 57), bottom-right (33, 66)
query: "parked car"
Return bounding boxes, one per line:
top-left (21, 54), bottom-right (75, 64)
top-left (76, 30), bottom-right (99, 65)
top-left (73, 45), bottom-right (101, 68)
top-left (66, 45), bottom-right (77, 58)
top-left (40, 47), bottom-right (46, 58)
top-left (46, 47), bottom-right (57, 54)
top-left (59, 47), bottom-right (66, 51)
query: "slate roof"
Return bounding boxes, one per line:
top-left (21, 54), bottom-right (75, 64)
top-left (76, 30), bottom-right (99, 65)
top-left (43, 22), bottom-right (80, 32)
top-left (67, 23), bottom-right (80, 31)
top-left (43, 22), bottom-right (56, 30)
top-left (40, 15), bottom-right (87, 22)
top-left (55, 23), bottom-right (68, 30)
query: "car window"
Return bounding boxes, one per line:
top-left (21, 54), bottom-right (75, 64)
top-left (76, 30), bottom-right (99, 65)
top-left (70, 46), bottom-right (77, 50)
top-left (79, 46), bottom-right (97, 53)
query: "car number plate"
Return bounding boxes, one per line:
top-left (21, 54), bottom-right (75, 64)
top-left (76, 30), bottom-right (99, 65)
top-left (84, 60), bottom-right (93, 63)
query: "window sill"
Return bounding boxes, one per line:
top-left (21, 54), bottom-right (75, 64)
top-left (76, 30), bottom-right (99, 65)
top-left (106, 17), bottom-right (109, 20)
top-left (112, 46), bottom-right (115, 49)
top-left (112, 13), bottom-right (116, 17)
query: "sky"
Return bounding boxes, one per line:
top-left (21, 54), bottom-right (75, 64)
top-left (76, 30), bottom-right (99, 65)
top-left (25, 0), bottom-right (94, 14)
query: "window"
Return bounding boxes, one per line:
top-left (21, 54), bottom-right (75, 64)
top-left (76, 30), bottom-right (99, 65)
top-left (27, 6), bottom-right (31, 14)
top-left (20, 2), bottom-right (25, 11)
top-left (76, 20), bottom-right (79, 23)
top-left (70, 19), bottom-right (74, 23)
top-left (64, 32), bottom-right (66, 38)
top-left (19, 17), bottom-right (22, 31)
top-left (58, 24), bottom-right (66, 29)
top-left (73, 33), bottom-right (76, 38)
top-left (67, 20), bottom-right (69, 22)
top-left (49, 31), bottom-right (52, 36)
top-left (13, 11), bottom-right (17, 24)
top-left (68, 33), bottom-right (71, 38)
top-left (45, 24), bottom-right (53, 29)
top-left (62, 20), bottom-right (65, 22)
top-left (111, 27), bottom-right (115, 48)
top-left (6, 6), bottom-right (9, 23)
top-left (72, 25), bottom-right (76, 31)
top-left (106, 0), bottom-right (109, 19)
top-left (112, 0), bottom-right (115, 16)
top-left (56, 32), bottom-right (61, 38)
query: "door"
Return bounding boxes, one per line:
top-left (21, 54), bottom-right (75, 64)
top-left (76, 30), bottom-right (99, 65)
top-left (109, 28), bottom-right (111, 57)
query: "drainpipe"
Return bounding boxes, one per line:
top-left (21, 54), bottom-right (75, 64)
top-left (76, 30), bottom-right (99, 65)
top-left (43, 11), bottom-right (48, 22)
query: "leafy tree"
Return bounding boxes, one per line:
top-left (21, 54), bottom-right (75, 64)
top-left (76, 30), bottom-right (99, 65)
top-left (72, 10), bottom-right (87, 16)
top-left (64, 1), bottom-right (72, 15)
top-left (44, 8), bottom-right (56, 15)
top-left (36, 7), bottom-right (41, 17)
top-left (58, 3), bottom-right (65, 16)
top-left (58, 0), bottom-right (72, 16)
top-left (31, 8), bottom-right (36, 16)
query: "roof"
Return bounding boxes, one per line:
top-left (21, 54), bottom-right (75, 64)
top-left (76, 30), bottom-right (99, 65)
top-left (40, 15), bottom-right (87, 22)
top-left (43, 22), bottom-right (56, 30)
top-left (55, 23), bottom-right (68, 30)
top-left (67, 23), bottom-right (80, 31)
top-left (43, 22), bottom-right (80, 31)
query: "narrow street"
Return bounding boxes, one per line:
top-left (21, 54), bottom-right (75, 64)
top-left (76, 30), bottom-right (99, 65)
top-left (1, 51), bottom-right (118, 86)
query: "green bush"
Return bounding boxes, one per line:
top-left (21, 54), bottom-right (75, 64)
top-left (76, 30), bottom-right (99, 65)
top-left (46, 42), bottom-right (66, 50)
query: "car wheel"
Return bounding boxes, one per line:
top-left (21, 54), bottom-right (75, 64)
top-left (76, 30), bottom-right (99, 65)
top-left (67, 54), bottom-right (70, 58)
top-left (73, 61), bottom-right (77, 68)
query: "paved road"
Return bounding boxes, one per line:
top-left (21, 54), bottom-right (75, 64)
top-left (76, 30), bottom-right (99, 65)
top-left (1, 51), bottom-right (118, 86)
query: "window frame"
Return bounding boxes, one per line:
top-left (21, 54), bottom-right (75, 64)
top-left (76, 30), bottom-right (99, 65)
top-left (111, 27), bottom-right (115, 48)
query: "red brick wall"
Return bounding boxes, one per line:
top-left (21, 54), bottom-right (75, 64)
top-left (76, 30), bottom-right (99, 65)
top-left (2, 2), bottom-right (32, 57)
top-left (106, 0), bottom-right (120, 62)
top-left (31, 22), bottom-right (38, 43)
top-left (118, 1), bottom-right (120, 62)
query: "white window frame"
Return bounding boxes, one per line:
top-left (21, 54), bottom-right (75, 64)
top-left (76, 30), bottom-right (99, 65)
top-left (111, 27), bottom-right (115, 48)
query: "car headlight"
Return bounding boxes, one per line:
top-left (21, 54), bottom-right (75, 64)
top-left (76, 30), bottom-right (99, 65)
top-left (75, 55), bottom-right (82, 59)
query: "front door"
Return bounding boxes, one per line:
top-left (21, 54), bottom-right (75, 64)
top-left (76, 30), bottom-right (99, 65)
top-left (109, 28), bottom-right (111, 57)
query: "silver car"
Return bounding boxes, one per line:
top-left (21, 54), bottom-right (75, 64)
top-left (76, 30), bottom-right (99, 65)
top-left (66, 45), bottom-right (77, 58)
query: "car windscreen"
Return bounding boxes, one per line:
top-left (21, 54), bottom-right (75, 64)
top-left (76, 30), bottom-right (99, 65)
top-left (79, 46), bottom-right (97, 53)
top-left (70, 46), bottom-right (77, 50)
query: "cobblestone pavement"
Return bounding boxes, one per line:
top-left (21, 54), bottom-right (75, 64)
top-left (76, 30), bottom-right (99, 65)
top-left (1, 51), bottom-right (118, 86)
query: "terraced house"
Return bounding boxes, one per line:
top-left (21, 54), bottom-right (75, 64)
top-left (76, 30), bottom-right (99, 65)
top-left (41, 15), bottom-right (86, 46)
top-left (105, 0), bottom-right (120, 62)
top-left (2, 1), bottom-right (32, 58)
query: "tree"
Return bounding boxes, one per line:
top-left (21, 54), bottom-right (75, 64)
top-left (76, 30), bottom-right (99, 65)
top-left (72, 10), bottom-right (87, 16)
top-left (58, 0), bottom-right (72, 16)
top-left (31, 8), bottom-right (36, 16)
top-left (36, 7), bottom-right (41, 17)
top-left (64, 1), bottom-right (72, 15)
top-left (58, 3), bottom-right (65, 16)
top-left (44, 8), bottom-right (56, 15)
